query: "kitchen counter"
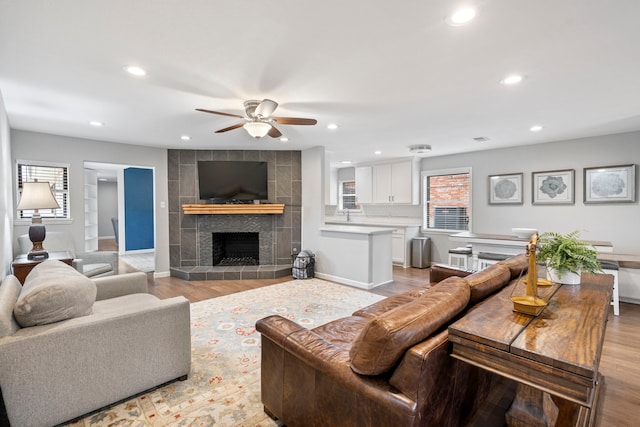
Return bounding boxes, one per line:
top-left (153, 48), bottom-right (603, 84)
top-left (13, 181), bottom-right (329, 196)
top-left (319, 225), bottom-right (397, 235)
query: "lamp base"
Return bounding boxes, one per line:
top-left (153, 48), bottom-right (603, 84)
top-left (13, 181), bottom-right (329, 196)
top-left (27, 250), bottom-right (49, 261)
top-left (27, 223), bottom-right (49, 260)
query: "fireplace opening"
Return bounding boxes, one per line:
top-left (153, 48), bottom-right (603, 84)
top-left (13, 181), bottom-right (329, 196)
top-left (212, 232), bottom-right (259, 266)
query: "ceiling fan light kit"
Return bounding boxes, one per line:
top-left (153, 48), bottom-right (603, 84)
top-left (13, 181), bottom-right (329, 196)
top-left (196, 98), bottom-right (317, 139)
top-left (243, 121), bottom-right (272, 138)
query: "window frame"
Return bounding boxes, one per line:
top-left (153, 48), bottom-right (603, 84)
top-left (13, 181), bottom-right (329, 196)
top-left (15, 159), bottom-right (71, 222)
top-left (338, 179), bottom-right (361, 211)
top-left (421, 167), bottom-right (472, 233)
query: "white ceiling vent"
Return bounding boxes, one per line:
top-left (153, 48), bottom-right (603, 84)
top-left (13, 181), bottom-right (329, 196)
top-left (409, 144), bottom-right (432, 155)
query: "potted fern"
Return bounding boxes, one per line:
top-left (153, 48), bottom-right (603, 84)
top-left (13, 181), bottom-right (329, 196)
top-left (537, 230), bottom-right (601, 284)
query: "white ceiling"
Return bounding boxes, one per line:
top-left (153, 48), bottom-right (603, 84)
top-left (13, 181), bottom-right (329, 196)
top-left (2, 1), bottom-right (640, 167)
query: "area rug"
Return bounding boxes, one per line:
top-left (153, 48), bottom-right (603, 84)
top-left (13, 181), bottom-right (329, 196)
top-left (66, 278), bottom-right (384, 426)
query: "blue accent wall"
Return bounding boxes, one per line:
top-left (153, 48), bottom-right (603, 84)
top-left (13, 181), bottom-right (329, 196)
top-left (124, 167), bottom-right (154, 250)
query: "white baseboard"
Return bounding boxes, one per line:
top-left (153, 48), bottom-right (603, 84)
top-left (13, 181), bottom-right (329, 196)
top-left (314, 272), bottom-right (392, 290)
top-left (154, 270), bottom-right (170, 278)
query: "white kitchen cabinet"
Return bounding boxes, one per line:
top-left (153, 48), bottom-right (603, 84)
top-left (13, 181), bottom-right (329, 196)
top-left (355, 166), bottom-right (372, 204)
top-left (372, 159), bottom-right (419, 204)
top-left (391, 226), bottom-right (420, 267)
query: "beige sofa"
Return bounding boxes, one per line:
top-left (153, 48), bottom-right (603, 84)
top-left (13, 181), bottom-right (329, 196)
top-left (0, 262), bottom-right (190, 427)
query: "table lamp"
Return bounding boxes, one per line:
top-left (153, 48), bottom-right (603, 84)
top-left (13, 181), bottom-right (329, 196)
top-left (17, 181), bottom-right (61, 260)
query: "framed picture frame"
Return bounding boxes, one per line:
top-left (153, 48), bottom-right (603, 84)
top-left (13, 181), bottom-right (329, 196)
top-left (584, 164), bottom-right (636, 204)
top-left (488, 173), bottom-right (523, 205)
top-left (532, 169), bottom-right (575, 205)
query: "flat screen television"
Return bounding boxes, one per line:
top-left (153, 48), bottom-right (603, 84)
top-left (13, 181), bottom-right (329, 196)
top-left (197, 160), bottom-right (268, 202)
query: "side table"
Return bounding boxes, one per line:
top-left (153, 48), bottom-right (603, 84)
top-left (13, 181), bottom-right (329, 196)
top-left (12, 251), bottom-right (74, 284)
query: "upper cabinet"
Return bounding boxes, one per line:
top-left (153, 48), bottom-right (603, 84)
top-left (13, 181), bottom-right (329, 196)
top-left (355, 166), bottom-right (373, 204)
top-left (372, 159), bottom-right (419, 204)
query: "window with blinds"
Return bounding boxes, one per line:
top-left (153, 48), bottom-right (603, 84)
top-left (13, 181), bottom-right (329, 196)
top-left (17, 161), bottom-right (70, 219)
top-left (422, 168), bottom-right (471, 231)
top-left (339, 180), bottom-right (360, 210)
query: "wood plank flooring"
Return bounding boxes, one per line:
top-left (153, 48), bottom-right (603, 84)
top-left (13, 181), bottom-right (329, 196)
top-left (103, 238), bottom-right (639, 426)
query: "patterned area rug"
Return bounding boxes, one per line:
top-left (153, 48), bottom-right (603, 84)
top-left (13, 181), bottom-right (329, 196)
top-left (66, 278), bottom-right (384, 426)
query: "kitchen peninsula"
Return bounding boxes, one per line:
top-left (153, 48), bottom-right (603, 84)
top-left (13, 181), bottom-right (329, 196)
top-left (316, 225), bottom-right (395, 289)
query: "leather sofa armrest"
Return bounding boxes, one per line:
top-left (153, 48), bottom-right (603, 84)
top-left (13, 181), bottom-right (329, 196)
top-left (256, 315), bottom-right (309, 347)
top-left (93, 272), bottom-right (148, 301)
top-left (429, 263), bottom-right (474, 284)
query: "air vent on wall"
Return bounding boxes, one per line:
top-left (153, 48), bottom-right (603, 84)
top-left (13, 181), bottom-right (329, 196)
top-left (473, 136), bottom-right (490, 142)
top-left (408, 144), bottom-right (432, 154)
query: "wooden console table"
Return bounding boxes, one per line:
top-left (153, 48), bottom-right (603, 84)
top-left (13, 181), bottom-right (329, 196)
top-left (449, 273), bottom-right (613, 427)
top-left (12, 251), bottom-right (74, 284)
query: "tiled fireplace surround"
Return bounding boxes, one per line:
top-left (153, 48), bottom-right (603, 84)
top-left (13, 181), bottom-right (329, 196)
top-left (168, 149), bottom-right (301, 280)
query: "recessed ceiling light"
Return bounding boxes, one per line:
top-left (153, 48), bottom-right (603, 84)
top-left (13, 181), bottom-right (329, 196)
top-left (530, 125), bottom-right (543, 132)
top-left (280, 137), bottom-right (289, 142)
top-left (327, 123), bottom-right (339, 130)
top-left (500, 74), bottom-right (524, 85)
top-left (340, 160), bottom-right (352, 165)
top-left (89, 121), bottom-right (104, 127)
top-left (180, 135), bottom-right (191, 140)
top-left (125, 66), bottom-right (146, 76)
top-left (447, 7), bottom-right (477, 26)
top-left (374, 150), bottom-right (382, 155)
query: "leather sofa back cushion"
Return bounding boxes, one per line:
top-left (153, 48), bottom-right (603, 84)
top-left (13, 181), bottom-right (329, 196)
top-left (349, 277), bottom-right (470, 375)
top-left (465, 264), bottom-right (511, 305)
top-left (13, 260), bottom-right (96, 327)
top-left (497, 253), bottom-right (529, 279)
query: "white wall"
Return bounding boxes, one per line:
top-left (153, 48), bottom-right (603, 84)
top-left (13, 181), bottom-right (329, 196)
top-left (421, 131), bottom-right (640, 263)
top-left (97, 181), bottom-right (118, 238)
top-left (11, 130), bottom-right (170, 274)
top-left (0, 91), bottom-right (13, 277)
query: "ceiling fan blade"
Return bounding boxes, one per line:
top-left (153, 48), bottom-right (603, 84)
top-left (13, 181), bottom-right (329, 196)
top-left (215, 123), bottom-right (245, 133)
top-left (196, 108), bottom-right (244, 119)
top-left (268, 125), bottom-right (283, 138)
top-left (272, 117), bottom-right (318, 125)
top-left (255, 99), bottom-right (278, 118)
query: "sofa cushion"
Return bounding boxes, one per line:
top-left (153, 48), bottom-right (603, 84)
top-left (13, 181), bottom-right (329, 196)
top-left (349, 277), bottom-right (470, 375)
top-left (82, 262), bottom-right (113, 278)
top-left (352, 294), bottom-right (415, 318)
top-left (496, 253), bottom-right (529, 279)
top-left (0, 275), bottom-right (22, 338)
top-left (13, 260), bottom-right (96, 327)
top-left (465, 264), bottom-right (511, 305)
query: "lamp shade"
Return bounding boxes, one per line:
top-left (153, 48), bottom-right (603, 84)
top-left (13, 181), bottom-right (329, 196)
top-left (17, 181), bottom-right (60, 210)
top-left (243, 121), bottom-right (272, 138)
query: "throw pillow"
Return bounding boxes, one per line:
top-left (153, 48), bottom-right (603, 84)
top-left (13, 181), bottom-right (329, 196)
top-left (349, 277), bottom-right (470, 375)
top-left (13, 260), bottom-right (97, 327)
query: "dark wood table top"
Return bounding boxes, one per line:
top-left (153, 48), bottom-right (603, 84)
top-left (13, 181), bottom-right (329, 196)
top-left (449, 273), bottom-right (613, 406)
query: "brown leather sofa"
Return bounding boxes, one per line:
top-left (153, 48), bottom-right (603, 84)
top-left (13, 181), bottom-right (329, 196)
top-left (256, 254), bottom-right (528, 427)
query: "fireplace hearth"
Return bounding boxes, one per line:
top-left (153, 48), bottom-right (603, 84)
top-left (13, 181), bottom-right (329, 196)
top-left (212, 232), bottom-right (259, 266)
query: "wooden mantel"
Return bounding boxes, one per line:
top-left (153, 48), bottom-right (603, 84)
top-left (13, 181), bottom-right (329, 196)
top-left (182, 203), bottom-right (285, 215)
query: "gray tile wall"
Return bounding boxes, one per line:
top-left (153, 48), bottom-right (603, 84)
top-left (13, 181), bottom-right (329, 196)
top-left (168, 149), bottom-right (302, 270)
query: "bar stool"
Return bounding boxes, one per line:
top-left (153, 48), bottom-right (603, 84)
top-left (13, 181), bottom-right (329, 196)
top-left (448, 247), bottom-right (472, 269)
top-left (600, 260), bottom-right (620, 316)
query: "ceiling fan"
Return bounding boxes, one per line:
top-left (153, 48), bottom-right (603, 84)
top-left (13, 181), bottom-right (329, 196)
top-left (196, 99), bottom-right (317, 139)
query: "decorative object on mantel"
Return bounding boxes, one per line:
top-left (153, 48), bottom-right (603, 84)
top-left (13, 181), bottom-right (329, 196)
top-left (511, 233), bottom-right (547, 316)
top-left (537, 230), bottom-right (601, 285)
top-left (16, 181), bottom-right (61, 260)
top-left (182, 203), bottom-right (285, 215)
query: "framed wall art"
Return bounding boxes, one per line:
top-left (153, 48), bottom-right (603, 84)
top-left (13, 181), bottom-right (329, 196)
top-left (488, 173), bottom-right (523, 205)
top-left (532, 169), bottom-right (575, 205)
top-left (584, 164), bottom-right (636, 204)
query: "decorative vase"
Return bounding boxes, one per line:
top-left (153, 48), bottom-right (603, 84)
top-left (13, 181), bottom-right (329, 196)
top-left (547, 268), bottom-right (581, 285)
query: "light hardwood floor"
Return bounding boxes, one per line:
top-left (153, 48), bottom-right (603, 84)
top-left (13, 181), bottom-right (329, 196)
top-left (104, 239), bottom-right (639, 426)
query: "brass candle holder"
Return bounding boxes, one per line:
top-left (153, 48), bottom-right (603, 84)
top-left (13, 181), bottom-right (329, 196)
top-left (511, 233), bottom-right (548, 316)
